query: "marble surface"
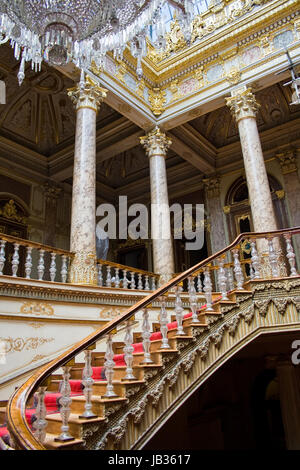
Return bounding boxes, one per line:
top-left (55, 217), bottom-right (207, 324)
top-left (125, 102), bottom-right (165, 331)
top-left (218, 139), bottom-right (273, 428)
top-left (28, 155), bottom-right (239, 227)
top-left (238, 116), bottom-right (278, 252)
top-left (207, 195), bottom-right (227, 254)
top-left (149, 152), bottom-right (175, 282)
top-left (70, 106), bottom-right (97, 284)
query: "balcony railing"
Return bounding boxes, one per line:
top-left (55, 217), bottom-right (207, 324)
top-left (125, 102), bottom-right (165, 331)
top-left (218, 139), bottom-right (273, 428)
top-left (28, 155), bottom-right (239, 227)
top-left (5, 227), bottom-right (300, 450)
top-left (0, 233), bottom-right (159, 291)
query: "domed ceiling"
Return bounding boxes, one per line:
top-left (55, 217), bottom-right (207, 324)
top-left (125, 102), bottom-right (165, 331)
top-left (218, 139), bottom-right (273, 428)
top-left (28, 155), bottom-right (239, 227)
top-left (189, 81), bottom-right (300, 148)
top-left (0, 44), bottom-right (121, 156)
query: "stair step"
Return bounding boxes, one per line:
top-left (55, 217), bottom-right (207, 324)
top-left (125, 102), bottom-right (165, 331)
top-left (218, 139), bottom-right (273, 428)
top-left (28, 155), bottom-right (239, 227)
top-left (45, 413), bottom-right (105, 439)
top-left (71, 395), bottom-right (128, 417)
top-left (44, 433), bottom-right (84, 450)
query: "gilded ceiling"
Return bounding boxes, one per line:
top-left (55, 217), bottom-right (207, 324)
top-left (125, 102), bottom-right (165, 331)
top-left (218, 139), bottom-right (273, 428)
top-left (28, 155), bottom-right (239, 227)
top-left (189, 81), bottom-right (300, 148)
top-left (0, 44), bottom-right (121, 156)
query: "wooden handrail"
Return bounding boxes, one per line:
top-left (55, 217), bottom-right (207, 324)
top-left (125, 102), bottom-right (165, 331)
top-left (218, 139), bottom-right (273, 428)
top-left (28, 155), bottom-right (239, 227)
top-left (0, 233), bottom-right (74, 257)
top-left (7, 227), bottom-right (300, 449)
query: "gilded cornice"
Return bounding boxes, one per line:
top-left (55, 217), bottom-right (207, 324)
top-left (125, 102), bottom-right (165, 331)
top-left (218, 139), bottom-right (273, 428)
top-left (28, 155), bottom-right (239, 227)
top-left (89, 0), bottom-right (299, 118)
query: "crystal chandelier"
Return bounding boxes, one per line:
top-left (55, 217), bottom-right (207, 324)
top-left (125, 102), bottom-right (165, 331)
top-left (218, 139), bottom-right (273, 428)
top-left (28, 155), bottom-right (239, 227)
top-left (0, 0), bottom-right (195, 85)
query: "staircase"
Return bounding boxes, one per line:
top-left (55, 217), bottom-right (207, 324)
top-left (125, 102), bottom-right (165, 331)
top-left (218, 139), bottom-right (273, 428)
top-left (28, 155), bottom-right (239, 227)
top-left (3, 228), bottom-right (300, 450)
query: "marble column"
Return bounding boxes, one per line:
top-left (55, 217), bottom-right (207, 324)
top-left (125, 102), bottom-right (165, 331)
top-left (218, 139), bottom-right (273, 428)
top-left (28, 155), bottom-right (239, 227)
top-left (203, 175), bottom-right (227, 254)
top-left (43, 182), bottom-right (62, 247)
top-left (67, 79), bottom-right (107, 285)
top-left (140, 127), bottom-right (175, 284)
top-left (226, 87), bottom-right (278, 257)
top-left (276, 360), bottom-right (300, 450)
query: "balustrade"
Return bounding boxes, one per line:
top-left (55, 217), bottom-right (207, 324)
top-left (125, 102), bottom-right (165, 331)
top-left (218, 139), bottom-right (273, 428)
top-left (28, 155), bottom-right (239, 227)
top-left (5, 227), bottom-right (300, 450)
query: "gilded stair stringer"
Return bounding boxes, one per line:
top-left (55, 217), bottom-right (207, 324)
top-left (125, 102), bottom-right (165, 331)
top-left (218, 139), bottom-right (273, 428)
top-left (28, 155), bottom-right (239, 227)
top-left (77, 278), bottom-right (300, 450)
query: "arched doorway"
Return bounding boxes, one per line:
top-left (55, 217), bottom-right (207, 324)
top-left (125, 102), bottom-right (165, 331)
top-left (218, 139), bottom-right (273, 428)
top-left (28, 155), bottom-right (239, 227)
top-left (224, 175), bottom-right (288, 241)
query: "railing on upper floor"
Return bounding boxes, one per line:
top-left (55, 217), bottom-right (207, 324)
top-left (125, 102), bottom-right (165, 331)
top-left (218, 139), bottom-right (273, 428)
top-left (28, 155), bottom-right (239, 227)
top-left (0, 233), bottom-right (159, 291)
top-left (96, 258), bottom-right (160, 291)
top-left (5, 226), bottom-right (300, 450)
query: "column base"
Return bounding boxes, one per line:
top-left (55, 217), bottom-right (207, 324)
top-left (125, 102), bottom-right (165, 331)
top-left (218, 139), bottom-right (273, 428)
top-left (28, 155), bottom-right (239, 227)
top-left (69, 251), bottom-right (98, 286)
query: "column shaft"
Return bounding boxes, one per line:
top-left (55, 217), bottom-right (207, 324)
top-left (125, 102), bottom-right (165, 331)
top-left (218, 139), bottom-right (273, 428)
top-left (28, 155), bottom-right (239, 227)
top-left (226, 87), bottom-right (278, 256)
top-left (140, 128), bottom-right (175, 283)
top-left (238, 117), bottom-right (277, 234)
top-left (67, 79), bottom-right (107, 285)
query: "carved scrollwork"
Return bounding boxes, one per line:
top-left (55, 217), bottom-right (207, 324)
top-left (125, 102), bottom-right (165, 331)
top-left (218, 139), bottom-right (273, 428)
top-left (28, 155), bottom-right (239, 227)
top-left (242, 304), bottom-right (256, 324)
top-left (130, 399), bottom-right (148, 424)
top-left (211, 326), bottom-right (225, 349)
top-left (149, 382), bottom-right (165, 406)
top-left (182, 351), bottom-right (197, 374)
top-left (109, 417), bottom-right (129, 443)
top-left (167, 364), bottom-right (181, 388)
top-left (125, 384), bottom-right (142, 398)
top-left (198, 339), bottom-right (210, 359)
top-left (226, 316), bottom-right (241, 336)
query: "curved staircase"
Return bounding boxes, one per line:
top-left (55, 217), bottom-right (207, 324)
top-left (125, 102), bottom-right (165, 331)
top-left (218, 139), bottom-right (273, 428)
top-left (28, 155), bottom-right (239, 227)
top-left (2, 228), bottom-right (300, 450)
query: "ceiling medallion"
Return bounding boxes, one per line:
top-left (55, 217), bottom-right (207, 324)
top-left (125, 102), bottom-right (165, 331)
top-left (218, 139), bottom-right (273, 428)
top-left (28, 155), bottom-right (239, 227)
top-left (0, 1), bottom-right (195, 86)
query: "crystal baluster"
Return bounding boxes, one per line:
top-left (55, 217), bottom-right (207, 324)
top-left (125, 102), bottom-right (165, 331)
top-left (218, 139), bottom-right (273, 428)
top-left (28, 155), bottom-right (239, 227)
top-left (232, 249), bottom-right (244, 290)
top-left (97, 263), bottom-right (103, 286)
top-left (61, 255), bottom-right (68, 283)
top-left (268, 237), bottom-right (279, 278)
top-left (188, 276), bottom-right (198, 323)
top-left (32, 384), bottom-right (48, 443)
top-left (284, 233), bottom-right (298, 277)
top-left (159, 295), bottom-right (170, 349)
top-left (141, 308), bottom-right (153, 364)
top-left (12, 243), bottom-right (20, 277)
top-left (25, 246), bottom-right (33, 279)
top-left (123, 319), bottom-right (136, 381)
top-left (151, 276), bottom-right (156, 290)
top-left (0, 240), bottom-right (6, 275)
top-left (227, 266), bottom-right (234, 291)
top-left (144, 275), bottom-right (150, 290)
top-left (55, 362), bottom-right (74, 442)
top-left (122, 269), bottom-right (128, 289)
top-left (49, 252), bottom-right (56, 282)
top-left (130, 272), bottom-right (136, 290)
top-left (175, 284), bottom-right (185, 335)
top-left (103, 333), bottom-right (117, 397)
top-left (79, 345), bottom-right (96, 419)
top-left (217, 256), bottom-right (229, 300)
top-left (203, 267), bottom-right (213, 311)
top-left (138, 273), bottom-right (143, 290)
top-left (114, 267), bottom-right (120, 288)
top-left (249, 262), bottom-right (255, 280)
top-left (37, 249), bottom-right (45, 281)
top-left (250, 239), bottom-right (261, 279)
top-left (106, 265), bottom-right (112, 287)
top-left (197, 273), bottom-right (202, 293)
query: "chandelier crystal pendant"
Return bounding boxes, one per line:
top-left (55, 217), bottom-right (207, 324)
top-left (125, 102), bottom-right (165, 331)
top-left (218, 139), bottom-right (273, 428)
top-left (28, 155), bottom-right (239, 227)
top-left (0, 0), bottom-right (195, 85)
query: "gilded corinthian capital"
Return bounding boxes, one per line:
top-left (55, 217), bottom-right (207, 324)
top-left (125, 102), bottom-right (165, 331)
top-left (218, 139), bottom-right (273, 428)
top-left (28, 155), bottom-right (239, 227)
top-left (225, 87), bottom-right (260, 123)
top-left (67, 77), bottom-right (108, 113)
top-left (140, 127), bottom-right (172, 158)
